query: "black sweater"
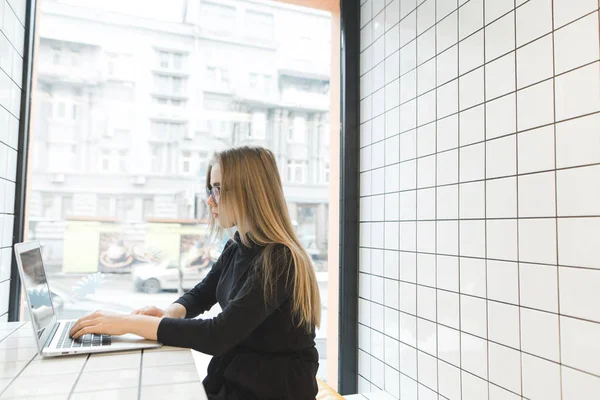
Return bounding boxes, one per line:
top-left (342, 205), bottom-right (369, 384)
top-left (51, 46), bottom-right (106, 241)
top-left (156, 234), bottom-right (319, 400)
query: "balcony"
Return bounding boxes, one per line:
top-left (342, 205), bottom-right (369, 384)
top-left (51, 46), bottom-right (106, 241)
top-left (38, 64), bottom-right (102, 86)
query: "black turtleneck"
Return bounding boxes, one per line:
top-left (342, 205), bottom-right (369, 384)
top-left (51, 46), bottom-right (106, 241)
top-left (156, 234), bottom-right (319, 399)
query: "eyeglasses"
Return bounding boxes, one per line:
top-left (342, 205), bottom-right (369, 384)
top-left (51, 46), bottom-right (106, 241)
top-left (206, 186), bottom-right (221, 204)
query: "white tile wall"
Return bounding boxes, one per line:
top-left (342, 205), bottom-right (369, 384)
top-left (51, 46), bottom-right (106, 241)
top-left (0, 0), bottom-right (25, 320)
top-left (358, 0), bottom-right (600, 397)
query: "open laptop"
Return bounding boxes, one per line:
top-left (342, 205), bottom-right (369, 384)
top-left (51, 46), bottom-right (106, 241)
top-left (14, 241), bottom-right (162, 357)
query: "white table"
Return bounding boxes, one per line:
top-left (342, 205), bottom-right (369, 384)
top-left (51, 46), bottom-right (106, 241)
top-left (0, 321), bottom-right (209, 399)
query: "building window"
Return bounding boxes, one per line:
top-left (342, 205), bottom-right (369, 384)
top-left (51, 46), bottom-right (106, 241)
top-left (72, 104), bottom-right (79, 121)
top-left (249, 73), bottom-right (259, 89)
top-left (250, 112), bottom-right (266, 139)
top-left (157, 50), bottom-right (185, 70)
top-left (100, 150), bottom-right (111, 172)
top-left (181, 151), bottom-right (192, 174)
top-left (154, 75), bottom-right (187, 96)
top-left (206, 66), bottom-right (230, 89)
top-left (324, 162), bottom-right (330, 184)
top-left (143, 198), bottom-right (154, 220)
top-left (56, 102), bottom-right (66, 119)
top-left (287, 160), bottom-right (307, 184)
top-left (289, 116), bottom-right (306, 143)
top-left (151, 121), bottom-right (185, 140)
top-left (62, 196), bottom-right (73, 219)
top-left (245, 10), bottom-right (274, 40)
top-left (118, 150), bottom-right (128, 173)
top-left (97, 196), bottom-right (111, 218)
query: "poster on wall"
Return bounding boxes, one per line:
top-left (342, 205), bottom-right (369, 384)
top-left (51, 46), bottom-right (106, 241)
top-left (98, 233), bottom-right (157, 273)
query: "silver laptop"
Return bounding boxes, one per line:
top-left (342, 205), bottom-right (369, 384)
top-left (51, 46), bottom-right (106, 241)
top-left (14, 241), bottom-right (162, 357)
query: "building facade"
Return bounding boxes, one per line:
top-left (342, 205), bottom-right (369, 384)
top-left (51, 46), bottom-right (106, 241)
top-left (28, 0), bottom-right (331, 266)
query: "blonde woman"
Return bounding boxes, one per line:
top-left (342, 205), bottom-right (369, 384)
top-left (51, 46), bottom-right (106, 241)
top-left (70, 146), bottom-right (322, 399)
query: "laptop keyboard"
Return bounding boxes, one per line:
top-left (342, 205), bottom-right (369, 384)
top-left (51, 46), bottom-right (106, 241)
top-left (56, 321), bottom-right (112, 349)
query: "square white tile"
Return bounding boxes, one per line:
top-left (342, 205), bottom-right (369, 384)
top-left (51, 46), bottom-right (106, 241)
top-left (399, 190), bottom-right (416, 221)
top-left (417, 28), bottom-right (435, 65)
top-left (516, 34), bottom-right (554, 89)
top-left (517, 125), bottom-right (555, 174)
top-left (459, 220), bottom-right (486, 258)
top-left (384, 337), bottom-right (400, 370)
top-left (518, 218), bottom-right (557, 265)
top-left (417, 90), bottom-right (436, 126)
top-left (460, 104), bottom-right (485, 146)
top-left (518, 171), bottom-right (556, 218)
top-left (400, 99), bottom-right (417, 133)
top-left (485, 11), bottom-right (515, 62)
top-left (558, 217), bottom-right (600, 269)
top-left (437, 149), bottom-right (459, 185)
top-left (437, 323), bottom-right (460, 366)
top-left (437, 45), bottom-right (458, 85)
top-left (416, 285), bottom-right (436, 321)
top-left (399, 342), bottom-right (418, 379)
top-left (488, 301), bottom-right (520, 349)
top-left (519, 262), bottom-right (558, 312)
top-left (437, 289), bottom-right (460, 329)
top-left (399, 39), bottom-right (417, 75)
top-left (520, 307), bottom-right (560, 362)
top-left (553, 0), bottom-right (598, 28)
top-left (399, 10), bottom-right (417, 47)
top-left (385, 79), bottom-right (400, 111)
top-left (459, 67), bottom-right (485, 111)
top-left (485, 0), bottom-right (513, 24)
top-left (417, 350), bottom-right (438, 389)
top-left (460, 257), bottom-right (486, 297)
top-left (416, 253), bottom-right (435, 286)
top-left (399, 159), bottom-right (416, 191)
top-left (384, 164), bottom-right (400, 193)
top-left (559, 266), bottom-right (600, 323)
top-left (561, 364), bottom-right (600, 400)
top-left (437, 79), bottom-right (459, 119)
top-left (399, 129), bottom-right (416, 161)
top-left (522, 353), bottom-right (561, 400)
top-left (516, 0), bottom-right (552, 47)
top-left (437, 255), bottom-right (459, 292)
top-left (438, 359), bottom-right (461, 400)
top-left (437, 220), bottom-right (459, 256)
top-left (417, 156), bottom-right (435, 189)
top-left (399, 310), bottom-right (417, 347)
top-left (460, 294), bottom-right (487, 338)
top-left (560, 315), bottom-right (600, 376)
top-left (556, 113), bottom-right (600, 169)
top-left (461, 332), bottom-right (488, 378)
top-left (417, 122), bottom-right (436, 157)
top-left (485, 52), bottom-right (515, 100)
top-left (385, 107), bottom-right (400, 138)
top-left (437, 10), bottom-right (458, 53)
top-left (384, 306), bottom-right (399, 337)
top-left (462, 370), bottom-right (489, 400)
top-left (385, 0), bottom-right (400, 30)
top-left (460, 143), bottom-right (485, 182)
top-left (554, 12), bottom-right (599, 75)
top-left (487, 260), bottom-right (519, 305)
top-left (487, 176), bottom-right (517, 218)
top-left (437, 184), bottom-right (458, 220)
top-left (555, 62), bottom-right (600, 122)
top-left (399, 282), bottom-right (417, 315)
top-left (459, 30), bottom-right (484, 76)
top-left (516, 79), bottom-right (554, 132)
top-left (385, 24), bottom-right (401, 57)
top-left (417, 317), bottom-right (437, 356)
top-left (417, 0), bottom-right (435, 35)
top-left (458, 0), bottom-right (483, 40)
top-left (489, 342), bottom-right (522, 395)
top-left (557, 164), bottom-right (600, 217)
top-left (486, 134), bottom-right (517, 179)
top-left (487, 219), bottom-right (518, 261)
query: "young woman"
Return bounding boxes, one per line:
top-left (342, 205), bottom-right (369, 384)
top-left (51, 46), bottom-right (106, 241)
top-left (70, 146), bottom-right (322, 399)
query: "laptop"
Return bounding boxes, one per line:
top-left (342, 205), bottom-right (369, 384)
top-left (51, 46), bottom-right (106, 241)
top-left (14, 241), bottom-right (162, 357)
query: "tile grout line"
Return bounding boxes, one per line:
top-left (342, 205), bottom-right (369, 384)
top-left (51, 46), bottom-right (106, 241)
top-left (67, 353), bottom-right (91, 400)
top-left (138, 349), bottom-right (144, 400)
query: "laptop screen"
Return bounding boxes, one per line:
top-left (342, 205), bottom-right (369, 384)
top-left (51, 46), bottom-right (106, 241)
top-left (18, 248), bottom-right (56, 339)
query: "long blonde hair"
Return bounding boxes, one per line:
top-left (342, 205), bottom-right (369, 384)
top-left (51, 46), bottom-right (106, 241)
top-left (206, 146), bottom-right (321, 330)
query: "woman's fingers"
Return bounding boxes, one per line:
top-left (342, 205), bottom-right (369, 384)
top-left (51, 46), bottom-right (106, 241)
top-left (70, 315), bottom-right (101, 337)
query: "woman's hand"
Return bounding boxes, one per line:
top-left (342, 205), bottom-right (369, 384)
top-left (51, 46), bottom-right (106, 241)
top-left (131, 306), bottom-right (165, 318)
top-left (69, 310), bottom-right (129, 339)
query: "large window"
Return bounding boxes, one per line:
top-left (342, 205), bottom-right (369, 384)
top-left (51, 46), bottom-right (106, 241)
top-left (28, 0), bottom-right (332, 382)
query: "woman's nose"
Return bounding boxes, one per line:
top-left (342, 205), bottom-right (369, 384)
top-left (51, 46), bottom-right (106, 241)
top-left (207, 196), bottom-right (216, 208)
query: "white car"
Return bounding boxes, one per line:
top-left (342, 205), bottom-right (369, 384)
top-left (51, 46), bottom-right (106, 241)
top-left (132, 260), bottom-right (212, 294)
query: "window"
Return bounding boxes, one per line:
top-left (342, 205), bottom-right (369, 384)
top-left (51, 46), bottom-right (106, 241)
top-left (250, 112), bottom-right (266, 139)
top-left (158, 51), bottom-right (169, 68)
top-left (97, 196), bottom-right (111, 218)
top-left (72, 104), bottom-right (79, 121)
top-left (249, 73), bottom-right (259, 89)
top-left (287, 160), bottom-right (307, 184)
top-left (151, 145), bottom-right (161, 173)
top-left (181, 151), bottom-right (192, 174)
top-left (154, 75), bottom-right (187, 96)
top-left (151, 122), bottom-right (186, 140)
top-left (157, 50), bottom-right (185, 70)
top-left (100, 150), bottom-right (111, 172)
top-left (245, 10), bottom-right (274, 40)
top-left (57, 102), bottom-right (66, 119)
top-left (143, 198), bottom-right (154, 220)
top-left (324, 162), bottom-right (330, 184)
top-left (52, 48), bottom-right (61, 65)
top-left (62, 196), bottom-right (73, 219)
top-left (118, 151), bottom-right (128, 173)
top-left (289, 116), bottom-right (306, 143)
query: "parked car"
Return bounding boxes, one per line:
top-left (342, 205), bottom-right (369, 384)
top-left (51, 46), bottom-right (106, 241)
top-left (132, 260), bottom-right (212, 294)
